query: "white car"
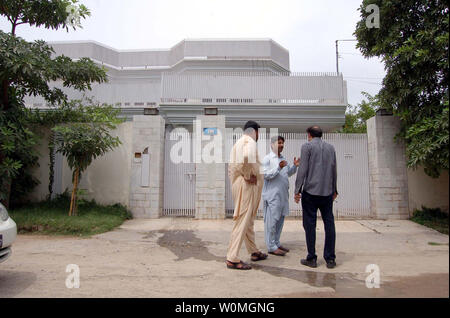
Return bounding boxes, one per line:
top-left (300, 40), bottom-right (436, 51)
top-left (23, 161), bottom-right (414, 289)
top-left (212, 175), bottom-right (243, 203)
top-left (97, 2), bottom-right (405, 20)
top-left (0, 202), bottom-right (17, 263)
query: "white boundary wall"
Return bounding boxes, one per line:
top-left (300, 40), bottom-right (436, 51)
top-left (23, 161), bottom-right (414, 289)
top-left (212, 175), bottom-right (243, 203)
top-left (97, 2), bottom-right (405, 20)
top-left (27, 114), bottom-right (446, 219)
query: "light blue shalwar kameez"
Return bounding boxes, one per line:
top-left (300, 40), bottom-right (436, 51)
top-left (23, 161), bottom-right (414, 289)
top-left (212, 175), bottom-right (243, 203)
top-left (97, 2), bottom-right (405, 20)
top-left (262, 151), bottom-right (298, 252)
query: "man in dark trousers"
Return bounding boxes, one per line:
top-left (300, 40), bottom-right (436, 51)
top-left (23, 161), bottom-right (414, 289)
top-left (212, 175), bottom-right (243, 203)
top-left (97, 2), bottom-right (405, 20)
top-left (294, 126), bottom-right (338, 269)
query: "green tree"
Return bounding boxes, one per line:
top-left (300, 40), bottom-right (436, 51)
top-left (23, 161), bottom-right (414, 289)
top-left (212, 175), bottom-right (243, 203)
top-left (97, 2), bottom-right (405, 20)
top-left (52, 103), bottom-right (122, 216)
top-left (0, 0), bottom-right (107, 207)
top-left (0, 106), bottom-right (39, 206)
top-left (339, 91), bottom-right (379, 133)
top-left (0, 0), bottom-right (104, 111)
top-left (31, 98), bottom-right (108, 200)
top-left (354, 0), bottom-right (449, 177)
top-left (0, 0), bottom-right (89, 35)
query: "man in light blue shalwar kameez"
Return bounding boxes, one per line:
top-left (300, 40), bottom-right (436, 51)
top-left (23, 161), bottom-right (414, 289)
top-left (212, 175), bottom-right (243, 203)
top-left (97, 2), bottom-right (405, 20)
top-left (262, 136), bottom-right (300, 256)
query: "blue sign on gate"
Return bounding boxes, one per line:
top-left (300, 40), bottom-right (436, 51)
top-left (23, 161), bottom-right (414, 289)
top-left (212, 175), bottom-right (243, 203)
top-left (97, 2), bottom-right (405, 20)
top-left (203, 128), bottom-right (218, 136)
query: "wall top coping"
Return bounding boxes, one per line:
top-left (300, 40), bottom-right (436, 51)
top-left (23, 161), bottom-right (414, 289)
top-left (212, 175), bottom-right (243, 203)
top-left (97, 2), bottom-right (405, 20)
top-left (47, 39), bottom-right (290, 71)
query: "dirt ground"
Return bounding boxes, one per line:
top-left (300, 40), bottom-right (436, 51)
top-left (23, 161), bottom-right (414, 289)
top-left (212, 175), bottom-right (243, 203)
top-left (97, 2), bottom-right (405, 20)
top-left (0, 218), bottom-right (448, 298)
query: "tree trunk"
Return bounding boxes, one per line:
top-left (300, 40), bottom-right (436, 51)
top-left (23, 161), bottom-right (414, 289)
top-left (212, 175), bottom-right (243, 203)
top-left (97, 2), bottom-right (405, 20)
top-left (69, 168), bottom-right (80, 216)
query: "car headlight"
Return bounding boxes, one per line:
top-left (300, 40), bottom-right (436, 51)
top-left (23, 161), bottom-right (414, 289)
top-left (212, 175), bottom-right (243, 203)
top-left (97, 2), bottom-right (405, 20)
top-left (0, 203), bottom-right (9, 221)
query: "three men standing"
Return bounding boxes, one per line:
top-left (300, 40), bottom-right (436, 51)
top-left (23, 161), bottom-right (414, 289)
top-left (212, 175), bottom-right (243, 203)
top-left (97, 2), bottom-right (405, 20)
top-left (226, 122), bottom-right (338, 270)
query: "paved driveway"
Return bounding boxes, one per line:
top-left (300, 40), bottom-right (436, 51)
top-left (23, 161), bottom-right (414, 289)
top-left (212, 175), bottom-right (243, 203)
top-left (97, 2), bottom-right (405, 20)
top-left (0, 219), bottom-right (448, 298)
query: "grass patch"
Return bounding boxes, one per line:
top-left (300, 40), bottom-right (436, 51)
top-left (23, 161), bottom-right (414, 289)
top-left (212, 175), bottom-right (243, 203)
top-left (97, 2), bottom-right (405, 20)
top-left (9, 193), bottom-right (132, 237)
top-left (428, 242), bottom-right (448, 246)
top-left (410, 207), bottom-right (449, 235)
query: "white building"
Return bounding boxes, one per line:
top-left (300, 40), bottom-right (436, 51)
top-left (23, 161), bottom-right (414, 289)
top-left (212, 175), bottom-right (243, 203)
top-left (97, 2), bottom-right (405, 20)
top-left (25, 39), bottom-right (441, 220)
top-left (25, 38), bottom-right (347, 132)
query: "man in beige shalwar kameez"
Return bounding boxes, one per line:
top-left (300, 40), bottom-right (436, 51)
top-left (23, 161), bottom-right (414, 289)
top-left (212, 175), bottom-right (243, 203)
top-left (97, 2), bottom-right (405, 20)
top-left (226, 121), bottom-right (268, 270)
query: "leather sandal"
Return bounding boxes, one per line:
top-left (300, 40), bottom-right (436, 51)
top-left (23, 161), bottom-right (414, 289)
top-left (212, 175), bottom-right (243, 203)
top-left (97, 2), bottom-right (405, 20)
top-left (269, 248), bottom-right (286, 256)
top-left (226, 260), bottom-right (252, 270)
top-left (279, 245), bottom-right (290, 253)
top-left (251, 251), bottom-right (268, 261)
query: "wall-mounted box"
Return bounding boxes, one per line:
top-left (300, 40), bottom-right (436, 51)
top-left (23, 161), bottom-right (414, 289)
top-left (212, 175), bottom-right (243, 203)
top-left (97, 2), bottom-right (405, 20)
top-left (141, 153), bottom-right (150, 187)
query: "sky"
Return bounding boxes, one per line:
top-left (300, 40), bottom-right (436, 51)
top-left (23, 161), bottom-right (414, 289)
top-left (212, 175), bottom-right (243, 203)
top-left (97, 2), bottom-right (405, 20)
top-left (0, 0), bottom-right (386, 106)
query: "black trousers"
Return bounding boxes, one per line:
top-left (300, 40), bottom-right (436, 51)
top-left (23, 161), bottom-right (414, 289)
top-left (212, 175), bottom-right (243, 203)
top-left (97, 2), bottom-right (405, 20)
top-left (301, 191), bottom-right (336, 261)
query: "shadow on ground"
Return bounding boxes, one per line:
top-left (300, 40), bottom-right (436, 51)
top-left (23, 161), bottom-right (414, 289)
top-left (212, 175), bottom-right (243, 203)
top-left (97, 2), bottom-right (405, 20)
top-left (143, 229), bottom-right (449, 298)
top-left (0, 270), bottom-right (37, 298)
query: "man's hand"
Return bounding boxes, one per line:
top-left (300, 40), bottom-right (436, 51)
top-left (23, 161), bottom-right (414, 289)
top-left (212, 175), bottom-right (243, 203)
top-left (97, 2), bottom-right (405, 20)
top-left (294, 193), bottom-right (301, 204)
top-left (279, 160), bottom-right (288, 169)
top-left (293, 157), bottom-right (300, 167)
top-left (333, 192), bottom-right (338, 201)
top-left (245, 175), bottom-right (257, 185)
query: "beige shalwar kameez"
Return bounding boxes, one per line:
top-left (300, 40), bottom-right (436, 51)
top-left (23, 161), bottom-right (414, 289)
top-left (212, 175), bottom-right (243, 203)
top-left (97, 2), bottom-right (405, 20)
top-left (226, 134), bottom-right (264, 263)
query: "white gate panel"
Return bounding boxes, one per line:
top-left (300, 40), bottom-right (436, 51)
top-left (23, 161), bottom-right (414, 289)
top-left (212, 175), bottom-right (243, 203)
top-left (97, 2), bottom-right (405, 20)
top-left (163, 132), bottom-right (196, 217)
top-left (323, 133), bottom-right (371, 218)
top-left (225, 133), bottom-right (371, 219)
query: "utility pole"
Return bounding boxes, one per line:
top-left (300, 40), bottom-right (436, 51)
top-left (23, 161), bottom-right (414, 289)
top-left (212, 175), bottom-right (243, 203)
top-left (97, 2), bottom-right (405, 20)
top-left (335, 39), bottom-right (357, 74)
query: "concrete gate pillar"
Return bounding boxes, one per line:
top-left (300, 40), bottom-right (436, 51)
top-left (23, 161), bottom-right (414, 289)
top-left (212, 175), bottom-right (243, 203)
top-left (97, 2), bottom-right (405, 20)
top-left (129, 115), bottom-right (165, 218)
top-left (194, 115), bottom-right (226, 219)
top-left (367, 113), bottom-right (409, 219)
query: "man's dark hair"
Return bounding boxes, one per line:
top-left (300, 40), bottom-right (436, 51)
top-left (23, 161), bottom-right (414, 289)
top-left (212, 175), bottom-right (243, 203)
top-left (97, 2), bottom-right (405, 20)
top-left (271, 135), bottom-right (285, 144)
top-left (306, 126), bottom-right (323, 138)
top-left (243, 120), bottom-right (261, 132)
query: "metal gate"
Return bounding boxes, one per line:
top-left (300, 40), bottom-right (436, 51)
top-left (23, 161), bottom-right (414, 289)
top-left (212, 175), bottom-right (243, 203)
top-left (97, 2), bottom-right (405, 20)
top-left (164, 131), bottom-right (371, 219)
top-left (225, 133), bottom-right (371, 219)
top-left (163, 131), bottom-right (196, 217)
top-left (323, 133), bottom-right (371, 218)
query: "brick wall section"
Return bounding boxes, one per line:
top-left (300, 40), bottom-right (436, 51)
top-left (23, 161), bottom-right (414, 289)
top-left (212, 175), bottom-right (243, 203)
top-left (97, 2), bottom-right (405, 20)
top-left (194, 115), bottom-right (226, 219)
top-left (367, 115), bottom-right (409, 219)
top-left (129, 115), bottom-right (165, 218)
